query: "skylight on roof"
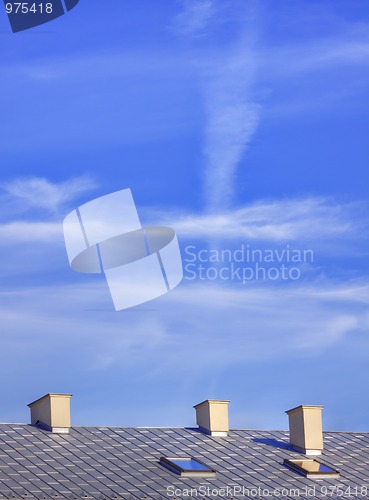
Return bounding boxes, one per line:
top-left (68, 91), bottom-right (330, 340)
top-left (160, 457), bottom-right (216, 477)
top-left (284, 459), bottom-right (340, 479)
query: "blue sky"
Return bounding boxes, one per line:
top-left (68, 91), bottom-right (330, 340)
top-left (1, 0), bottom-right (369, 432)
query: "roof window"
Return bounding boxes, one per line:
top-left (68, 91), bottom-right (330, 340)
top-left (160, 457), bottom-right (216, 477)
top-left (284, 458), bottom-right (339, 479)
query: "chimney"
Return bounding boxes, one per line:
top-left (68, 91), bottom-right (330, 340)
top-left (28, 393), bottom-right (72, 434)
top-left (194, 400), bottom-right (230, 436)
top-left (286, 405), bottom-right (324, 455)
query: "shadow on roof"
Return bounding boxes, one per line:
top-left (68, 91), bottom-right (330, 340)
top-left (252, 437), bottom-right (293, 450)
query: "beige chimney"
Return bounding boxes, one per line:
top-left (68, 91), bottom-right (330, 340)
top-left (286, 405), bottom-right (324, 455)
top-left (28, 393), bottom-right (72, 434)
top-left (194, 400), bottom-right (230, 436)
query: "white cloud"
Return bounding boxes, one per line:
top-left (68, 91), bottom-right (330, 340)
top-left (0, 195), bottom-right (366, 282)
top-left (1, 196), bottom-right (364, 247)
top-left (202, 51), bottom-right (260, 211)
top-left (1, 278), bottom-right (367, 429)
top-left (153, 197), bottom-right (366, 243)
top-left (0, 221), bottom-right (61, 244)
top-left (172, 3), bottom-right (369, 213)
top-left (173, 1), bottom-right (261, 212)
top-left (173, 0), bottom-right (214, 36)
top-left (264, 38), bottom-right (369, 79)
top-left (1, 175), bottom-right (97, 212)
top-left (199, 26), bottom-right (369, 212)
top-left (0, 279), bottom-right (367, 374)
top-left (0, 50), bottom-right (189, 83)
top-left (257, 28), bottom-right (369, 119)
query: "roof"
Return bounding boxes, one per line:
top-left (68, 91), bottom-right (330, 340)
top-left (0, 424), bottom-right (368, 499)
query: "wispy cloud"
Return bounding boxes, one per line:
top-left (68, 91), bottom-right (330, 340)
top-left (1, 175), bottom-right (97, 213)
top-left (1, 280), bottom-right (367, 373)
top-left (2, 195), bottom-right (364, 246)
top-left (202, 49), bottom-right (260, 211)
top-left (0, 221), bottom-right (61, 244)
top-left (0, 276), bottom-right (368, 427)
top-left (264, 38), bottom-right (369, 79)
top-left (153, 197), bottom-right (367, 243)
top-left (173, 0), bottom-right (214, 36)
top-left (200, 28), bottom-right (369, 212)
top-left (174, 0), bottom-right (261, 212)
top-left (172, 2), bottom-right (369, 213)
top-left (1, 195), bottom-right (366, 284)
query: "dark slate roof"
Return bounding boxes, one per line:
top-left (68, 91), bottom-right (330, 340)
top-left (0, 424), bottom-right (368, 499)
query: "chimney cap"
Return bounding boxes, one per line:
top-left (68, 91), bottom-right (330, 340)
top-left (193, 399), bottom-right (230, 409)
top-left (28, 393), bottom-right (72, 408)
top-left (286, 405), bottom-right (324, 415)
